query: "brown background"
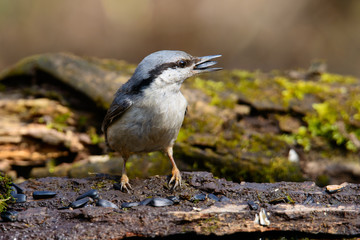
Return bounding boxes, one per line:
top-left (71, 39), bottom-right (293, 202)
top-left (1, 0), bottom-right (360, 76)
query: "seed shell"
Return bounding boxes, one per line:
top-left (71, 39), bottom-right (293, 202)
top-left (69, 197), bottom-right (90, 209)
top-left (33, 191), bottom-right (57, 200)
top-left (1, 210), bottom-right (18, 222)
top-left (76, 189), bottom-right (99, 200)
top-left (13, 194), bottom-right (27, 203)
top-left (150, 197), bottom-right (174, 207)
top-left (96, 199), bottom-right (118, 209)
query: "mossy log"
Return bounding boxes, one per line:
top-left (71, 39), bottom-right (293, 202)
top-left (0, 53), bottom-right (360, 185)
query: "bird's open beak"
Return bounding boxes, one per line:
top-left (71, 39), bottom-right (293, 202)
top-left (194, 55), bottom-right (222, 72)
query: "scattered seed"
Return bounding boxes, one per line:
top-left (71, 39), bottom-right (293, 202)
top-left (167, 196), bottom-right (180, 204)
top-left (76, 189), bottom-right (99, 200)
top-left (150, 197), bottom-right (174, 207)
top-left (208, 193), bottom-right (220, 202)
top-left (326, 185), bottom-right (344, 194)
top-left (1, 210), bottom-right (18, 222)
top-left (33, 191), bottom-right (57, 200)
top-left (259, 208), bottom-right (270, 226)
top-left (139, 198), bottom-right (153, 206)
top-left (10, 186), bottom-right (17, 196)
top-left (219, 196), bottom-right (230, 202)
top-left (303, 195), bottom-right (314, 205)
top-left (253, 213), bottom-right (259, 225)
top-left (247, 200), bottom-right (259, 210)
top-left (191, 193), bottom-right (207, 202)
top-left (121, 202), bottom-right (140, 208)
top-left (96, 199), bottom-right (118, 209)
top-left (10, 183), bottom-right (24, 194)
top-left (69, 197), bottom-right (90, 209)
top-left (13, 194), bottom-right (27, 203)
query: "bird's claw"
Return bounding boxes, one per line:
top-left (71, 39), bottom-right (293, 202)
top-left (168, 168), bottom-right (182, 190)
top-left (120, 174), bottom-right (132, 193)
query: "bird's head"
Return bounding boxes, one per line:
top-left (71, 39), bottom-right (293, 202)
top-left (126, 50), bottom-right (221, 94)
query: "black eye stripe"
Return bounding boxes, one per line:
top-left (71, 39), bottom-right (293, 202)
top-left (128, 59), bottom-right (194, 94)
top-left (151, 59), bottom-right (193, 73)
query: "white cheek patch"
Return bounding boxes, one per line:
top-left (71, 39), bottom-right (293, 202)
top-left (158, 68), bottom-right (190, 84)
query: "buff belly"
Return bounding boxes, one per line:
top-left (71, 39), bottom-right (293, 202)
top-left (107, 92), bottom-right (187, 155)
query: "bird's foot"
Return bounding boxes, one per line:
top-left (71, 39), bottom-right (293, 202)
top-left (168, 167), bottom-right (182, 190)
top-left (120, 174), bottom-right (132, 192)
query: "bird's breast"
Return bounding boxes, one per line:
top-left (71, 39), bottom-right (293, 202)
top-left (139, 90), bottom-right (187, 132)
top-left (107, 90), bottom-right (187, 153)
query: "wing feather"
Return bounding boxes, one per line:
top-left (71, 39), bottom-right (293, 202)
top-left (101, 98), bottom-right (132, 145)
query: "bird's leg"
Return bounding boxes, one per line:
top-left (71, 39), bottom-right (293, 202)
top-left (120, 155), bottom-right (132, 192)
top-left (166, 147), bottom-right (182, 190)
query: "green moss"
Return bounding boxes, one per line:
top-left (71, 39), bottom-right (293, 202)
top-left (275, 77), bottom-right (329, 106)
top-left (286, 194), bottom-right (296, 204)
top-left (262, 157), bottom-right (303, 183)
top-left (199, 216), bottom-right (221, 234)
top-left (126, 152), bottom-right (170, 179)
top-left (3, 53), bottom-right (360, 183)
top-left (181, 112), bottom-right (224, 137)
top-left (47, 159), bottom-right (57, 174)
top-left (46, 112), bottom-right (72, 132)
top-left (232, 69), bottom-right (256, 80)
top-left (0, 173), bottom-right (13, 213)
top-left (353, 101), bottom-right (360, 122)
top-left (280, 127), bottom-right (312, 152)
top-left (184, 69), bottom-right (360, 182)
top-left (54, 112), bottom-right (71, 125)
top-left (190, 77), bottom-right (236, 108)
top-left (299, 100), bottom-right (358, 151)
top-left (92, 181), bottom-right (107, 189)
top-left (88, 127), bottom-right (104, 144)
top-left (177, 128), bottom-right (194, 143)
top-left (320, 73), bottom-right (357, 84)
top-left (271, 73), bottom-right (360, 152)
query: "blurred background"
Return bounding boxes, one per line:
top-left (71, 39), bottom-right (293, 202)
top-left (1, 0), bottom-right (360, 185)
top-left (1, 0), bottom-right (360, 76)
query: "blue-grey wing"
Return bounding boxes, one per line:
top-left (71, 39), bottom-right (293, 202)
top-left (101, 97), bottom-right (132, 144)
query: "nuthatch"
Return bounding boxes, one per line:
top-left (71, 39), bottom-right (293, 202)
top-left (102, 50), bottom-right (221, 192)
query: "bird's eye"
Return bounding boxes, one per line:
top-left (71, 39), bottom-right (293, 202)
top-left (178, 60), bottom-right (187, 68)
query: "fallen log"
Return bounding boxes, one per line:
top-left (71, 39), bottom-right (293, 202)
top-left (1, 172), bottom-right (359, 239)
